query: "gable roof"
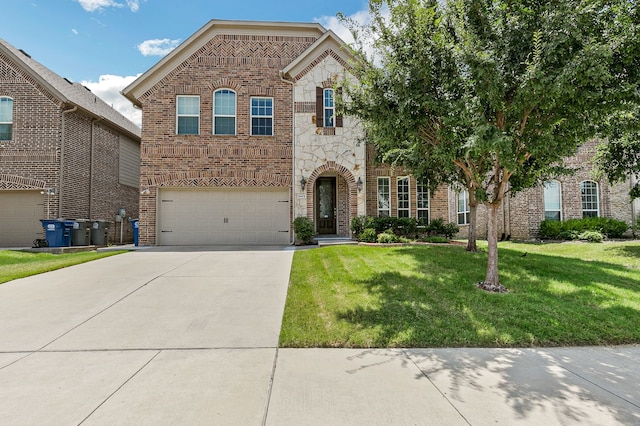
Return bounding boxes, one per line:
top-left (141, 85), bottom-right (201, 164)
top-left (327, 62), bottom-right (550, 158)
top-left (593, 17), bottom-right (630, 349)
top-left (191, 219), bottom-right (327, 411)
top-left (280, 30), bottom-right (356, 82)
top-left (122, 19), bottom-right (329, 107)
top-left (0, 38), bottom-right (141, 140)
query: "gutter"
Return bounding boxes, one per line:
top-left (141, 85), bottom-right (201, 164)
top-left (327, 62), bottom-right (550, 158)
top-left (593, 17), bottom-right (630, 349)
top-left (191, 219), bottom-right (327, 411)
top-left (60, 104), bottom-right (77, 218)
top-left (280, 70), bottom-right (296, 245)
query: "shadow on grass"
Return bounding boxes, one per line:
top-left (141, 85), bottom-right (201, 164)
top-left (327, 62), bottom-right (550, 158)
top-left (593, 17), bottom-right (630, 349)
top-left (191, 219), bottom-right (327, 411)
top-left (336, 245), bottom-right (640, 347)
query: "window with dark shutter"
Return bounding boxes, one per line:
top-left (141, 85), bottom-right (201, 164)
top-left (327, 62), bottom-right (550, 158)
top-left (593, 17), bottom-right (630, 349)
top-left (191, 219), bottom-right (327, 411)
top-left (316, 87), bottom-right (324, 128)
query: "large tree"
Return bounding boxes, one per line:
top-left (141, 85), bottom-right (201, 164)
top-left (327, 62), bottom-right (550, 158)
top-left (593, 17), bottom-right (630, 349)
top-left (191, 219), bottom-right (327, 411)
top-left (341, 0), bottom-right (637, 290)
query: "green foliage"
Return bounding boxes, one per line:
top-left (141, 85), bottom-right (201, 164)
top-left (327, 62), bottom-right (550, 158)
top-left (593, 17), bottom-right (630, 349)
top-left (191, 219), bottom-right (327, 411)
top-left (539, 218), bottom-right (629, 240)
top-left (359, 228), bottom-right (378, 243)
top-left (424, 218), bottom-right (460, 239)
top-left (578, 231), bottom-right (604, 243)
top-left (377, 229), bottom-right (405, 244)
top-left (421, 236), bottom-right (450, 244)
top-left (350, 215), bottom-right (374, 238)
top-left (293, 216), bottom-right (314, 245)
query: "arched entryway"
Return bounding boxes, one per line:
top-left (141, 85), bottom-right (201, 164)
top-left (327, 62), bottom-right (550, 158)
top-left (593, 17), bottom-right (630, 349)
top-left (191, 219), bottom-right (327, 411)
top-left (305, 162), bottom-right (358, 237)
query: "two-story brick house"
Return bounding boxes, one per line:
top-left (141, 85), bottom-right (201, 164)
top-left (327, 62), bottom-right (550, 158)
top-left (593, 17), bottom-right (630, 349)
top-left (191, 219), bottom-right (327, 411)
top-left (0, 38), bottom-right (141, 247)
top-left (123, 20), bottom-right (637, 246)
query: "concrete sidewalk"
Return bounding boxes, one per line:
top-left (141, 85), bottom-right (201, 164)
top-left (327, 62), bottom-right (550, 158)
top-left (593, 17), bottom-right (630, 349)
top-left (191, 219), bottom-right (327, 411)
top-left (0, 247), bottom-right (638, 425)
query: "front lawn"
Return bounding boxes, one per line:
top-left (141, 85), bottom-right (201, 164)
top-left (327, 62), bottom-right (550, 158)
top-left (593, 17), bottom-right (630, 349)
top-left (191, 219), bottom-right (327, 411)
top-left (280, 241), bottom-right (640, 348)
top-left (0, 250), bottom-right (125, 284)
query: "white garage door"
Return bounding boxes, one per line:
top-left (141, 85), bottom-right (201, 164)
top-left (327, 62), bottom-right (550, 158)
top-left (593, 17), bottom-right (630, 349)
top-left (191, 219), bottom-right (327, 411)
top-left (157, 189), bottom-right (290, 245)
top-left (0, 191), bottom-right (44, 247)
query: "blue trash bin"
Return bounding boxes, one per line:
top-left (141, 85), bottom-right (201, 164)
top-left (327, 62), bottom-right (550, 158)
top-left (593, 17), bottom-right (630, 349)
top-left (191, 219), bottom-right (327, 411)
top-left (63, 221), bottom-right (75, 246)
top-left (131, 219), bottom-right (139, 246)
top-left (40, 219), bottom-right (67, 247)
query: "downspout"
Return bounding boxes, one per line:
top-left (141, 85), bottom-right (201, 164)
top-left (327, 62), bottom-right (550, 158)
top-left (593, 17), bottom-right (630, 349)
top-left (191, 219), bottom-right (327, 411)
top-left (60, 105), bottom-right (77, 218)
top-left (280, 70), bottom-right (296, 245)
top-left (88, 117), bottom-right (103, 219)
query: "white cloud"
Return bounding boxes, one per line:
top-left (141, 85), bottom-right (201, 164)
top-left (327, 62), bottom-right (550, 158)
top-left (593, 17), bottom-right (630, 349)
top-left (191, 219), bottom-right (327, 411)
top-left (71, 29), bottom-right (79, 35)
top-left (76, 0), bottom-right (143, 12)
top-left (81, 74), bottom-right (142, 127)
top-left (137, 38), bottom-right (181, 57)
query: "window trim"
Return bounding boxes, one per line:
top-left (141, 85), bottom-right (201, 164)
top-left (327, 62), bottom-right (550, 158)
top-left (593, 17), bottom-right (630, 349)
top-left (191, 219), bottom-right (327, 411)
top-left (397, 176), bottom-right (410, 218)
top-left (0, 96), bottom-right (14, 141)
top-left (457, 189), bottom-right (470, 225)
top-left (323, 88), bottom-right (335, 128)
top-left (213, 89), bottom-right (237, 135)
top-left (543, 180), bottom-right (563, 221)
top-left (581, 180), bottom-right (600, 218)
top-left (250, 96), bottom-right (274, 136)
top-left (176, 95), bottom-right (200, 135)
top-left (416, 179), bottom-right (430, 223)
top-left (377, 177), bottom-right (391, 217)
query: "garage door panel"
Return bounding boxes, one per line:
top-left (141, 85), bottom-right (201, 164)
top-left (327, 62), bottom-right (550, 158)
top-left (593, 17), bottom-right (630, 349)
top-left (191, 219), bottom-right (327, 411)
top-left (158, 189), bottom-right (290, 245)
top-left (0, 191), bottom-right (44, 247)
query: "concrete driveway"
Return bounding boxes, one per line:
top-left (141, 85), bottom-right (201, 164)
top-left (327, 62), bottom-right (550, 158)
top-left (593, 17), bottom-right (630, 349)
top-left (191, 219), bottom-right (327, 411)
top-left (1, 246), bottom-right (639, 425)
top-left (0, 246), bottom-right (294, 425)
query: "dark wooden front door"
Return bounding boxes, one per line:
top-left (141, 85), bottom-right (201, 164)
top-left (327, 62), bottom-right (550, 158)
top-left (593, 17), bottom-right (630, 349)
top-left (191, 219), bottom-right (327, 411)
top-left (316, 177), bottom-right (336, 234)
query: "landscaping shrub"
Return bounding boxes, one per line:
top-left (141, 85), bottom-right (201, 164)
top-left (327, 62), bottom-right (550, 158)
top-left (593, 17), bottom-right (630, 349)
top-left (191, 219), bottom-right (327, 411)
top-left (350, 215), bottom-right (374, 238)
top-left (421, 236), bottom-right (450, 243)
top-left (539, 218), bottom-right (629, 240)
top-left (293, 216), bottom-right (314, 245)
top-left (377, 230), bottom-right (402, 244)
top-left (579, 230), bottom-right (604, 243)
top-left (359, 228), bottom-right (378, 243)
top-left (425, 218), bottom-right (460, 239)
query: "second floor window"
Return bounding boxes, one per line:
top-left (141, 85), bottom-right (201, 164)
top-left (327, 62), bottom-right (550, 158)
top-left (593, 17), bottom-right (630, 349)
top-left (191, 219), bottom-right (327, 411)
top-left (324, 88), bottom-right (335, 127)
top-left (0, 97), bottom-right (13, 140)
top-left (251, 97), bottom-right (273, 136)
top-left (176, 95), bottom-right (199, 135)
top-left (214, 89), bottom-right (236, 135)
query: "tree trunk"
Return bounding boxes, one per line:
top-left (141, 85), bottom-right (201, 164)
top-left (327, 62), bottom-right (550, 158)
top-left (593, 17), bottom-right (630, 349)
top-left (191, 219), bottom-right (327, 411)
top-left (466, 198), bottom-right (479, 252)
top-left (480, 202), bottom-right (508, 292)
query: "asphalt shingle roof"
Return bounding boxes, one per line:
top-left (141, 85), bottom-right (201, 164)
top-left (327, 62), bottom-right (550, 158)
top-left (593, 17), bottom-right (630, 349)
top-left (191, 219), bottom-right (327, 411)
top-left (0, 37), bottom-right (140, 140)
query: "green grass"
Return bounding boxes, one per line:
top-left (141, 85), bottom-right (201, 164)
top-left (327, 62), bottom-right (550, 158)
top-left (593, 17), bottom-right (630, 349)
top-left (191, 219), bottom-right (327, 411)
top-left (280, 241), bottom-right (640, 348)
top-left (0, 250), bottom-right (125, 284)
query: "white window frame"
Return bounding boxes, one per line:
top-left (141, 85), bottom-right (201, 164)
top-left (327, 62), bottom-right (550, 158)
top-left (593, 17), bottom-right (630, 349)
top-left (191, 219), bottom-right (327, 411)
top-left (457, 190), bottom-right (470, 225)
top-left (377, 177), bottom-right (391, 217)
top-left (543, 180), bottom-right (562, 221)
top-left (397, 176), bottom-right (410, 218)
top-left (213, 89), bottom-right (237, 135)
top-left (416, 179), bottom-right (430, 223)
top-left (324, 88), bottom-right (335, 128)
top-left (0, 97), bottom-right (13, 141)
top-left (176, 95), bottom-right (200, 135)
top-left (581, 181), bottom-right (600, 218)
top-left (250, 96), bottom-right (273, 136)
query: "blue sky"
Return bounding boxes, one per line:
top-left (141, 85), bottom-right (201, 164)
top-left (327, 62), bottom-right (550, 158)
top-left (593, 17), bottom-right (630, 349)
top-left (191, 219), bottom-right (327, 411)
top-left (3, 0), bottom-right (370, 126)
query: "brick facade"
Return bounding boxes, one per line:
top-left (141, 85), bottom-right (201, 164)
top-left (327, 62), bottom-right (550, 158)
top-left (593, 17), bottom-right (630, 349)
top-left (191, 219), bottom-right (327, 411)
top-left (0, 42), bottom-right (140, 245)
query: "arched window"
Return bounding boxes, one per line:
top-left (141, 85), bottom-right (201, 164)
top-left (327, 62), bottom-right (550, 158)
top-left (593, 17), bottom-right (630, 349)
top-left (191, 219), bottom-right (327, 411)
top-left (581, 181), bottom-right (599, 218)
top-left (543, 180), bottom-right (562, 221)
top-left (213, 89), bottom-right (236, 135)
top-left (0, 97), bottom-right (13, 140)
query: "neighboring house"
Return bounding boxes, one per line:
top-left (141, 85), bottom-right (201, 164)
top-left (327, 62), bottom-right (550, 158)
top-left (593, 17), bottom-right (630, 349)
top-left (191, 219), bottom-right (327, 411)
top-left (0, 38), bottom-right (141, 247)
top-left (122, 20), bottom-right (637, 246)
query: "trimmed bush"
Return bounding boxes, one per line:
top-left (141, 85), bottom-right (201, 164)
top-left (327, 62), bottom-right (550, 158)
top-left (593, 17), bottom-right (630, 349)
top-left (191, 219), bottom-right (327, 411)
top-left (539, 218), bottom-right (629, 240)
top-left (377, 230), bottom-right (401, 244)
top-left (350, 215), bottom-right (374, 238)
top-left (579, 230), bottom-right (604, 243)
top-left (293, 216), bottom-right (314, 245)
top-left (422, 236), bottom-right (450, 243)
top-left (359, 228), bottom-right (378, 243)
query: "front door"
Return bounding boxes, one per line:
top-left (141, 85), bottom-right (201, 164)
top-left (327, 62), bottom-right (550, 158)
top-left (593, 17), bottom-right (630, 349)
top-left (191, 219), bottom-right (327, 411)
top-left (316, 177), bottom-right (336, 234)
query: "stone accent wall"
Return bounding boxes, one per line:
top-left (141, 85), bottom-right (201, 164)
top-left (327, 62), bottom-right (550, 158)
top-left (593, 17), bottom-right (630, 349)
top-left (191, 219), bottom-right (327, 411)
top-left (292, 52), bottom-right (366, 236)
